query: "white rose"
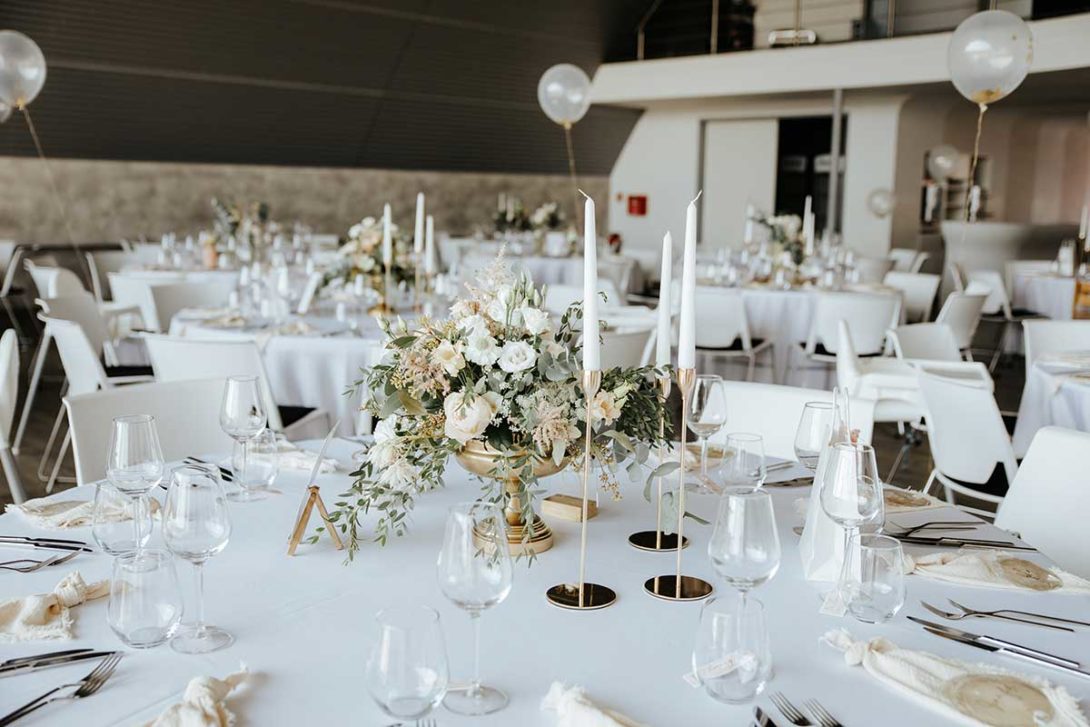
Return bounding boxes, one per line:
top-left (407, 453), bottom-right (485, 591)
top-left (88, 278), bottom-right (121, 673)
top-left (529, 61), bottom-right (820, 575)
top-left (373, 416), bottom-right (399, 443)
top-left (378, 459), bottom-right (417, 490)
top-left (497, 341), bottom-right (537, 373)
top-left (464, 331), bottom-right (500, 367)
top-left (520, 306), bottom-right (550, 336)
top-left (443, 391), bottom-right (498, 444)
top-left (368, 440), bottom-right (400, 468)
top-left (433, 340), bottom-right (465, 376)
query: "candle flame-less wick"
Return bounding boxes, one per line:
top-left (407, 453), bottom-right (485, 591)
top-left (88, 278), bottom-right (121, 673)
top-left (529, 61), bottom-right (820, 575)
top-left (578, 188), bottom-right (590, 200)
top-left (690, 190), bottom-right (703, 205)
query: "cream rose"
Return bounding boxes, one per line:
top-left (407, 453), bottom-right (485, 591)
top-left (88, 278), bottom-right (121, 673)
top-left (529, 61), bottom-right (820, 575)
top-left (433, 340), bottom-right (465, 376)
top-left (497, 341), bottom-right (537, 373)
top-left (590, 391), bottom-right (621, 426)
top-left (443, 391), bottom-right (498, 444)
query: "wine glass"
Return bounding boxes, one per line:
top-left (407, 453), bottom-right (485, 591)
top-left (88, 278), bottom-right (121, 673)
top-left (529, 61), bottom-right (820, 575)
top-left (219, 375), bottom-right (268, 501)
top-left (688, 374), bottom-right (727, 492)
top-left (106, 414), bottom-right (164, 553)
top-left (707, 487), bottom-right (780, 606)
top-left (436, 502), bottom-right (513, 716)
top-left (162, 465), bottom-right (233, 654)
top-left (820, 442), bottom-right (883, 604)
top-left (720, 433), bottom-right (766, 490)
top-left (366, 606), bottom-right (449, 720)
top-left (794, 401), bottom-right (833, 471)
top-left (108, 548), bottom-right (183, 648)
top-left (692, 596), bottom-right (772, 704)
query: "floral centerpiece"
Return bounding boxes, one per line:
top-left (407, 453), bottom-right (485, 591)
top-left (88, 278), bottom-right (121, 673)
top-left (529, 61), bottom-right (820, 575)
top-left (493, 201), bottom-right (532, 235)
top-left (328, 257), bottom-right (670, 560)
top-left (324, 215), bottom-right (415, 292)
top-left (531, 202), bottom-right (564, 232)
top-left (756, 212), bottom-right (804, 265)
top-left (206, 198), bottom-right (275, 263)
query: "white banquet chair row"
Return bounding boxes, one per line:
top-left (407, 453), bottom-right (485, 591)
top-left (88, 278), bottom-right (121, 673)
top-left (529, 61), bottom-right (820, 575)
top-left (109, 274), bottom-right (235, 332)
top-left (882, 271), bottom-right (940, 323)
top-left (694, 287), bottom-right (773, 382)
top-left (789, 291), bottom-right (901, 381)
top-left (933, 288), bottom-right (986, 357)
top-left (851, 255), bottom-right (894, 284)
top-left (0, 329), bottom-right (26, 504)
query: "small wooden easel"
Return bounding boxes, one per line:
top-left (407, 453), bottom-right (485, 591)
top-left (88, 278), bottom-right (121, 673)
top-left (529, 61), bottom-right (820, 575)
top-left (287, 485), bottom-right (343, 556)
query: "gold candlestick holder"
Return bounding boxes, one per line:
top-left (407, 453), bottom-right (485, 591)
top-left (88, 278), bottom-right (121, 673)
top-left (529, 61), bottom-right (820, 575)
top-left (628, 372), bottom-right (688, 552)
top-left (644, 367), bottom-right (713, 602)
top-left (413, 257), bottom-right (424, 313)
top-left (546, 369), bottom-right (616, 610)
top-left (372, 268), bottom-right (395, 316)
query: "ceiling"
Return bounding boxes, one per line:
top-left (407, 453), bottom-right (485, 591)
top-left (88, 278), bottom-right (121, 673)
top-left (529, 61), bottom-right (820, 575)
top-left (0, 0), bottom-right (648, 174)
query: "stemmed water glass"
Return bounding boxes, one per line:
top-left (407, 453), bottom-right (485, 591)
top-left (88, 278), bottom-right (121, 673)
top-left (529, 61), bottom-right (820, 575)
top-left (162, 465), bottom-right (233, 654)
top-left (794, 401), bottom-right (834, 471)
top-left (436, 502), bottom-right (513, 716)
top-left (720, 433), bottom-right (767, 489)
top-left (820, 442), bottom-right (883, 607)
top-left (106, 414), bottom-right (165, 553)
top-left (366, 606), bottom-right (449, 721)
top-left (707, 487), bottom-right (781, 606)
top-left (688, 374), bottom-right (727, 491)
top-left (219, 375), bottom-right (268, 501)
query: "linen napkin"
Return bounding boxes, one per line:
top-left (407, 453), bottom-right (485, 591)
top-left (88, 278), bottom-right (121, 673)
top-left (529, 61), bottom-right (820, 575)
top-left (883, 485), bottom-right (946, 513)
top-left (144, 667), bottom-right (250, 727)
top-left (542, 683), bottom-right (645, 727)
top-left (275, 440), bottom-right (337, 474)
top-left (6, 496), bottom-right (159, 529)
top-left (906, 550), bottom-right (1090, 594)
top-left (0, 572), bottom-right (109, 642)
top-left (823, 629), bottom-right (1088, 727)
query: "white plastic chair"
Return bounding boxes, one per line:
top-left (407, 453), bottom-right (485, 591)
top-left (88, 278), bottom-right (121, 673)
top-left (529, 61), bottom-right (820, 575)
top-left (888, 249), bottom-right (919, 273)
top-left (995, 426), bottom-right (1090, 578)
top-left (64, 378), bottom-right (236, 487)
top-left (791, 292), bottom-right (900, 379)
top-left (147, 280), bottom-right (236, 333)
top-left (598, 256), bottom-right (635, 300)
top-left (965, 267), bottom-right (1044, 370)
top-left (108, 273), bottom-right (180, 332)
top-left (85, 250), bottom-right (142, 302)
top-left (852, 256), bottom-right (895, 284)
top-left (882, 271), bottom-right (940, 323)
top-left (1022, 320), bottom-right (1090, 371)
top-left (143, 335), bottom-right (329, 439)
top-left (1003, 259), bottom-right (1053, 299)
top-left (935, 290), bottom-right (987, 357)
top-left (25, 260), bottom-right (85, 298)
top-left (544, 282), bottom-right (621, 313)
top-left (599, 328), bottom-right (654, 369)
top-left (694, 287), bottom-right (773, 382)
top-left (917, 367), bottom-right (1018, 518)
top-left (0, 330), bottom-right (26, 503)
top-left (887, 323), bottom-right (962, 363)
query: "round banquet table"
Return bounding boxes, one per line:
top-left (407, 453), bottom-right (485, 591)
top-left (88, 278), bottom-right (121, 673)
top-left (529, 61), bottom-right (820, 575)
top-left (1012, 272), bottom-right (1075, 321)
top-left (1012, 356), bottom-right (1090, 457)
top-left (2, 440), bottom-right (1085, 726)
top-left (115, 267), bottom-right (241, 285)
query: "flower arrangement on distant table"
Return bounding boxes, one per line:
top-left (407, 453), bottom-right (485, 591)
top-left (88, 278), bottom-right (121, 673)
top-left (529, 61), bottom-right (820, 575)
top-left (325, 215), bottom-right (414, 290)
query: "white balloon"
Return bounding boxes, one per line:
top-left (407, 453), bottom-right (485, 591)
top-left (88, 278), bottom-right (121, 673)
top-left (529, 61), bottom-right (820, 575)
top-left (867, 189), bottom-right (894, 218)
top-left (947, 10), bottom-right (1032, 106)
top-left (537, 63), bottom-right (591, 127)
top-left (0, 30), bottom-right (47, 108)
top-left (927, 144), bottom-right (959, 182)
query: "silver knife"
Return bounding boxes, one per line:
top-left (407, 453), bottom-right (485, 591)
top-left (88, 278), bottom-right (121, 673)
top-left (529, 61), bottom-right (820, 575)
top-left (0, 535), bottom-right (88, 546)
top-left (307, 417), bottom-right (343, 485)
top-left (754, 706), bottom-right (780, 727)
top-left (895, 535), bottom-right (1036, 551)
top-left (920, 625), bottom-right (1090, 680)
top-left (0, 540), bottom-right (94, 553)
top-left (909, 616), bottom-right (1081, 668)
top-left (0, 651), bottom-right (117, 677)
top-left (0, 649), bottom-right (92, 670)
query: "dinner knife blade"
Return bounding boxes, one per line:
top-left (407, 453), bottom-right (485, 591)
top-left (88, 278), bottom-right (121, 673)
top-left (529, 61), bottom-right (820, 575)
top-left (0, 540), bottom-right (94, 553)
top-left (895, 535), bottom-right (1035, 551)
top-left (754, 706), bottom-right (780, 727)
top-left (0, 535), bottom-right (88, 545)
top-left (0, 649), bottom-right (92, 670)
top-left (922, 626), bottom-right (1090, 680)
top-left (0, 651), bottom-right (116, 676)
top-left (909, 616), bottom-right (1080, 668)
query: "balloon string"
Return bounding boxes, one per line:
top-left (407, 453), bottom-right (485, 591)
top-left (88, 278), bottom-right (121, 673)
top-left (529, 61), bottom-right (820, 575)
top-left (962, 103), bottom-right (987, 225)
top-left (563, 122), bottom-right (581, 229)
top-left (21, 107), bottom-right (77, 247)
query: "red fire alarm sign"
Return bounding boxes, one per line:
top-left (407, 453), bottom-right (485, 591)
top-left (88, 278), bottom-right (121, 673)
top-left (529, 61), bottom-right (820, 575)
top-left (627, 195), bottom-right (647, 216)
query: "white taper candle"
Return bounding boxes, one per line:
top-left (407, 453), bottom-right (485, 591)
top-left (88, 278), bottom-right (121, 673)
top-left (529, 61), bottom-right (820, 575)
top-left (678, 192), bottom-right (700, 369)
top-left (382, 203), bottom-right (392, 267)
top-left (582, 192), bottom-right (600, 371)
top-left (425, 215), bottom-right (436, 275)
top-left (413, 193), bottom-right (425, 254)
top-left (656, 231), bottom-right (673, 367)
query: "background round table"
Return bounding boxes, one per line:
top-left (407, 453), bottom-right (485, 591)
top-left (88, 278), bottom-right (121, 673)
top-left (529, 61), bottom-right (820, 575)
top-left (1012, 273), bottom-right (1075, 320)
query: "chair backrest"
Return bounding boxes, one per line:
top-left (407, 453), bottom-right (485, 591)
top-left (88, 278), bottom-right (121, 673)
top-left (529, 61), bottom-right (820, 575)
top-left (108, 273), bottom-right (161, 330)
top-left (712, 381), bottom-right (875, 460)
top-left (965, 268), bottom-right (1010, 317)
top-left (995, 426), bottom-right (1090, 578)
top-left (25, 261), bottom-right (86, 298)
top-left (598, 328), bottom-right (653, 370)
top-left (935, 291), bottom-right (986, 349)
top-left (598, 256), bottom-right (635, 297)
top-left (887, 248), bottom-right (919, 273)
top-left (1022, 320), bottom-right (1090, 370)
top-left (0, 330), bottom-right (18, 446)
top-left (694, 287), bottom-right (751, 349)
top-left (888, 323), bottom-right (962, 362)
top-left (917, 368), bottom-right (1017, 486)
top-left (910, 251), bottom-right (931, 274)
top-left (85, 250), bottom-right (140, 302)
top-left (63, 378), bottom-right (236, 486)
top-left (148, 280), bottom-right (236, 332)
top-left (883, 271), bottom-right (940, 323)
top-left (853, 256), bottom-right (895, 284)
top-left (39, 315), bottom-right (110, 395)
top-left (38, 292), bottom-right (114, 358)
top-left (544, 282), bottom-right (621, 313)
top-left (807, 291), bottom-right (900, 355)
top-left (143, 335), bottom-right (284, 430)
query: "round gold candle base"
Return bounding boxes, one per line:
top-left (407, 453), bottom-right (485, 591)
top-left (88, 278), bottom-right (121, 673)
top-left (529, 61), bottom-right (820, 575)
top-left (545, 583), bottom-right (617, 610)
top-left (643, 575), bottom-right (713, 602)
top-left (627, 531), bottom-right (689, 552)
top-left (498, 516), bottom-right (553, 556)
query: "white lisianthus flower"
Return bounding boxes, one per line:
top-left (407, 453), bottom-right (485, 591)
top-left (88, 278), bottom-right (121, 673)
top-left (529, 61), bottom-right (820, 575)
top-left (373, 416), bottom-right (399, 443)
top-left (433, 339), bottom-right (466, 376)
top-left (497, 341), bottom-right (537, 373)
top-left (368, 440), bottom-right (400, 468)
top-left (378, 459), bottom-right (417, 490)
top-left (443, 391), bottom-right (498, 444)
top-left (590, 390), bottom-right (621, 426)
top-left (521, 306), bottom-right (550, 336)
top-left (464, 330), bottom-right (501, 366)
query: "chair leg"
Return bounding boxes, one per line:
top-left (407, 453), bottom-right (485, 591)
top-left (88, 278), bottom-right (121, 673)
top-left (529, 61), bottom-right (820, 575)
top-left (0, 447), bottom-right (26, 504)
top-left (46, 429), bottom-right (71, 494)
top-left (746, 353), bottom-right (755, 382)
top-left (885, 425), bottom-right (920, 484)
top-left (988, 321), bottom-right (1009, 374)
top-left (37, 404), bottom-right (67, 483)
top-left (13, 330), bottom-right (51, 455)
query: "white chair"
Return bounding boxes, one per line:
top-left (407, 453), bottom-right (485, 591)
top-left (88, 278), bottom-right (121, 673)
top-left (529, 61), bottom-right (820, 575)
top-left (791, 292), bottom-right (901, 377)
top-left (882, 271), bottom-right (940, 323)
top-left (965, 267), bottom-right (1044, 370)
top-left (598, 256), bottom-right (636, 300)
top-left (85, 250), bottom-right (142, 302)
top-left (694, 287), bottom-right (773, 382)
top-left (64, 378), bottom-right (235, 487)
top-left (25, 260), bottom-right (85, 298)
top-left (143, 335), bottom-right (328, 439)
top-left (0, 330), bottom-right (26, 503)
top-left (108, 273), bottom-right (181, 332)
top-left (887, 323), bottom-right (962, 363)
top-left (995, 426), bottom-right (1090, 578)
top-left (888, 248), bottom-right (919, 273)
top-left (712, 381), bottom-right (876, 460)
top-left (1022, 320), bottom-right (1090, 371)
top-left (917, 367), bottom-right (1018, 518)
top-left (544, 282), bottom-right (621, 313)
top-left (852, 256), bottom-right (895, 284)
top-left (935, 290), bottom-right (987, 358)
top-left (599, 328), bottom-right (654, 369)
top-left (148, 280), bottom-right (236, 332)
top-left (1003, 259), bottom-right (1053, 298)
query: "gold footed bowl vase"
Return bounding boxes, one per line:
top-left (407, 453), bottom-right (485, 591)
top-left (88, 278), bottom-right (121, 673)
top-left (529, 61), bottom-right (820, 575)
top-left (455, 440), bottom-right (567, 556)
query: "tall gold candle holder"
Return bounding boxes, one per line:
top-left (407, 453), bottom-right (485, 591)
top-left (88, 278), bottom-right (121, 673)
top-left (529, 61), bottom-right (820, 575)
top-left (644, 367), bottom-right (713, 602)
top-left (628, 372), bottom-right (688, 552)
top-left (373, 267), bottom-right (395, 316)
top-left (546, 369), bottom-right (616, 610)
top-left (413, 257), bottom-right (424, 313)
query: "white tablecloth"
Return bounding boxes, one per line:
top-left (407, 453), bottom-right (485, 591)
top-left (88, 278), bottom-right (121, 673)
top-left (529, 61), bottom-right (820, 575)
top-left (3, 441), bottom-right (1085, 726)
top-left (1013, 360), bottom-right (1090, 456)
top-left (116, 267), bottom-right (241, 285)
top-left (1012, 273), bottom-right (1075, 320)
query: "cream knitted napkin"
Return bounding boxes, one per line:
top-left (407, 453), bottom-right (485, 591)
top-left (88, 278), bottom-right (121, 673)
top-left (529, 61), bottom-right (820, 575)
top-left (906, 550), bottom-right (1090, 594)
top-left (0, 572), bottom-right (109, 642)
top-left (144, 668), bottom-right (249, 727)
top-left (542, 683), bottom-right (645, 727)
top-left (823, 629), bottom-right (1088, 727)
top-left (7, 495), bottom-right (159, 529)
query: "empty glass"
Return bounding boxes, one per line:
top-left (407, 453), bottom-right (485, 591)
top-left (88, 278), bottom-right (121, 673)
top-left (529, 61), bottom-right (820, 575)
top-left (92, 482), bottom-right (153, 555)
top-left (366, 606), bottom-right (449, 721)
top-left (162, 465), bottom-right (233, 654)
top-left (820, 442), bottom-right (884, 606)
top-left (846, 534), bottom-right (905, 624)
top-left (219, 375), bottom-right (268, 502)
top-left (687, 375), bottom-right (727, 492)
top-left (720, 433), bottom-right (766, 489)
top-left (692, 596), bottom-right (772, 704)
top-left (106, 414), bottom-right (165, 553)
top-left (794, 401), bottom-right (834, 471)
top-left (436, 502), bottom-right (513, 715)
top-left (108, 548), bottom-right (183, 649)
top-left (707, 487), bottom-right (780, 604)
top-left (235, 427), bottom-right (279, 496)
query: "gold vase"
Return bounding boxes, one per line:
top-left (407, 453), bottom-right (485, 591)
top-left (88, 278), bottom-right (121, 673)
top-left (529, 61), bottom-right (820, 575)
top-left (456, 440), bottom-right (567, 556)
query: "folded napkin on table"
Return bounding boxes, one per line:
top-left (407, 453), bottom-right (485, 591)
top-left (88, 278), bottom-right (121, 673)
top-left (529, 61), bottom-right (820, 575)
top-left (906, 550), bottom-right (1090, 594)
top-left (144, 667), bottom-right (250, 727)
top-left (883, 485), bottom-right (946, 513)
top-left (823, 629), bottom-right (1088, 727)
top-left (6, 495), bottom-right (160, 529)
top-left (276, 441), bottom-right (338, 474)
top-left (0, 572), bottom-right (108, 642)
top-left (542, 683), bottom-right (645, 727)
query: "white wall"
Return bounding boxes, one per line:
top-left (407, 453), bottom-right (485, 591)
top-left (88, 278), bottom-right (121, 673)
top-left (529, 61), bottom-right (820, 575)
top-left (840, 97), bottom-right (906, 252)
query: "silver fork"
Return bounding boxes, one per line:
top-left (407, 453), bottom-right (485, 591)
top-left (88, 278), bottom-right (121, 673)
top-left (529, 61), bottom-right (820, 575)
top-left (0, 551), bottom-right (79, 573)
top-left (0, 653), bottom-right (122, 726)
top-left (805, 699), bottom-right (843, 727)
top-left (770, 692), bottom-right (813, 726)
top-left (415, 720), bottom-right (438, 727)
top-left (948, 598), bottom-right (1090, 629)
top-left (921, 600), bottom-right (1075, 632)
